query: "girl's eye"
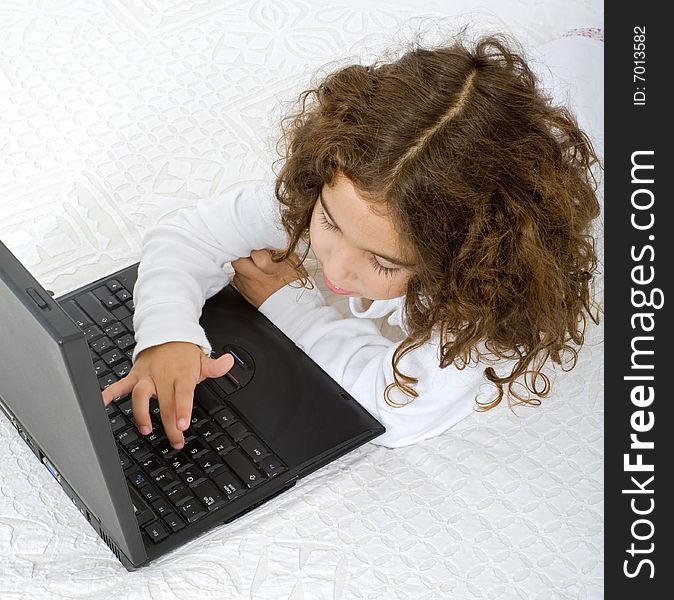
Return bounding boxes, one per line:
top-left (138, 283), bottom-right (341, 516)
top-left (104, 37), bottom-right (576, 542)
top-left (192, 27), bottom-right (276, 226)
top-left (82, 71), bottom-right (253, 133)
top-left (319, 205), bottom-right (398, 278)
top-left (319, 211), bottom-right (339, 232)
top-left (369, 255), bottom-right (398, 278)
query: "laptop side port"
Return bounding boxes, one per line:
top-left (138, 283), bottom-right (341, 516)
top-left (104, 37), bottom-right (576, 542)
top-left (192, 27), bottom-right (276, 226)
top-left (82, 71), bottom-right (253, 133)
top-left (42, 456), bottom-right (61, 483)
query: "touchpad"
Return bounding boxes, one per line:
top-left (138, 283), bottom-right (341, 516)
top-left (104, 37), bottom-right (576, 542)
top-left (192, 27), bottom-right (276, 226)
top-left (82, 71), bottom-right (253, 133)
top-left (210, 344), bottom-right (254, 393)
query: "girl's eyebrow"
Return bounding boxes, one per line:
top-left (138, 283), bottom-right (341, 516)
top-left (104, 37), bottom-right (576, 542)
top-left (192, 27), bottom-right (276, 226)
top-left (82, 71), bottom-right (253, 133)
top-left (319, 191), bottom-right (416, 268)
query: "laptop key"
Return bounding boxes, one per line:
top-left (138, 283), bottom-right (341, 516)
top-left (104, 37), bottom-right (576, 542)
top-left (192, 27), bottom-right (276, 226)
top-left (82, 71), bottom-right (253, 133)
top-left (179, 498), bottom-right (207, 523)
top-left (163, 511), bottom-right (185, 533)
top-left (238, 435), bottom-right (271, 463)
top-left (183, 438), bottom-right (209, 458)
top-left (127, 441), bottom-right (152, 461)
top-left (212, 467), bottom-right (246, 500)
top-left (118, 449), bottom-right (133, 471)
top-left (189, 405), bottom-right (210, 427)
top-left (169, 452), bottom-right (192, 472)
top-left (116, 427), bottom-right (140, 448)
top-left (103, 322), bottom-right (126, 339)
top-left (211, 407), bottom-right (238, 428)
top-left (62, 300), bottom-right (93, 329)
top-left (106, 279), bottom-right (123, 293)
top-left (94, 360), bottom-right (110, 378)
top-left (102, 295), bottom-right (121, 310)
top-left (128, 470), bottom-right (148, 488)
top-left (117, 398), bottom-right (133, 417)
top-left (151, 497), bottom-right (171, 517)
top-left (98, 373), bottom-right (118, 389)
top-left (93, 286), bottom-right (112, 301)
top-left (108, 414), bottom-right (128, 433)
top-left (195, 384), bottom-right (224, 414)
top-left (128, 485), bottom-right (154, 526)
top-left (193, 420), bottom-right (223, 441)
top-left (140, 455), bottom-right (167, 476)
top-left (113, 361), bottom-right (132, 378)
top-left (112, 305), bottom-right (130, 321)
top-left (149, 400), bottom-right (161, 419)
top-left (105, 402), bottom-right (120, 418)
top-left (116, 289), bottom-right (132, 303)
top-left (101, 348), bottom-right (125, 366)
top-left (76, 293), bottom-right (115, 327)
top-left (208, 433), bottom-right (235, 455)
top-left (153, 468), bottom-right (181, 491)
top-left (223, 449), bottom-right (265, 488)
top-left (191, 481), bottom-right (226, 511)
top-left (258, 455), bottom-right (287, 478)
top-left (194, 450), bottom-right (224, 473)
top-left (115, 333), bottom-right (135, 351)
top-left (146, 431), bottom-right (165, 446)
top-left (155, 439), bottom-right (179, 458)
top-left (139, 483), bottom-right (161, 503)
top-left (179, 465), bottom-right (207, 488)
top-left (165, 483), bottom-right (193, 506)
top-left (122, 315), bottom-right (134, 332)
top-left (84, 325), bottom-right (104, 342)
top-left (225, 421), bottom-right (249, 442)
top-left (143, 520), bottom-right (170, 544)
top-left (90, 337), bottom-right (114, 354)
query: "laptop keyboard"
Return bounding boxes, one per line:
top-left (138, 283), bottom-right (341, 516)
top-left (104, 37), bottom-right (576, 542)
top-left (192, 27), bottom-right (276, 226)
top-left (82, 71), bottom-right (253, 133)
top-left (61, 276), bottom-right (288, 545)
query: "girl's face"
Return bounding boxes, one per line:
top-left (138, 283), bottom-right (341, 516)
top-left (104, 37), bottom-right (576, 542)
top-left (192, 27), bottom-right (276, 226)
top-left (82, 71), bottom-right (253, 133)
top-left (309, 175), bottom-right (415, 301)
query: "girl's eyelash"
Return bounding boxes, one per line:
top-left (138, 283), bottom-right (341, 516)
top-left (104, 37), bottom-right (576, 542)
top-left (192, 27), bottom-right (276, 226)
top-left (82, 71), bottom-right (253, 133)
top-left (318, 211), bottom-right (339, 232)
top-left (319, 206), bottom-right (398, 278)
top-left (369, 255), bottom-right (398, 278)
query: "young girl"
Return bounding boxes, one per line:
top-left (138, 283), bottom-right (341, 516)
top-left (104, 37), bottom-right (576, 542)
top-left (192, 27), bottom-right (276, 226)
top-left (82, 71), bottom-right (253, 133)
top-left (101, 32), bottom-right (603, 451)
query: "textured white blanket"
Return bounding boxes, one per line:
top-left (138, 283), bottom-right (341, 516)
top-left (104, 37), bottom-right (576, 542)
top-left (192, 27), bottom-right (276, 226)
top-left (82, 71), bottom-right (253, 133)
top-left (0, 1), bottom-right (603, 598)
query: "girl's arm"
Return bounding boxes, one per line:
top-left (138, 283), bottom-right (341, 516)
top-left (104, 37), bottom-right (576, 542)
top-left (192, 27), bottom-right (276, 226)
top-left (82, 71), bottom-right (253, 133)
top-left (132, 183), bottom-right (288, 362)
top-left (258, 285), bottom-right (483, 448)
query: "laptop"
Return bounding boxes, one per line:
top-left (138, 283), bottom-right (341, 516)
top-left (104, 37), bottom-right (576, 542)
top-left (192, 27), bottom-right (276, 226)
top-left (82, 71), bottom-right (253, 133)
top-left (0, 239), bottom-right (385, 570)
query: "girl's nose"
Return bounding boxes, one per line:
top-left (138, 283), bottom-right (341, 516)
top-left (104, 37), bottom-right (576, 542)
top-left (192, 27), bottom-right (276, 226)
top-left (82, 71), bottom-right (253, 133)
top-left (325, 250), bottom-right (357, 287)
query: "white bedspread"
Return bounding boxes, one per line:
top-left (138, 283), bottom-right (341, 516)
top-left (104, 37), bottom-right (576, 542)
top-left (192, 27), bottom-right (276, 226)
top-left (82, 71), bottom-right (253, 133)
top-left (0, 1), bottom-right (603, 598)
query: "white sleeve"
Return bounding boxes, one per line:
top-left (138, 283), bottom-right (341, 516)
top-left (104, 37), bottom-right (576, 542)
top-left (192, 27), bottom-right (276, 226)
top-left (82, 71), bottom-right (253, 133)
top-left (258, 284), bottom-right (483, 448)
top-left (132, 183), bottom-right (288, 362)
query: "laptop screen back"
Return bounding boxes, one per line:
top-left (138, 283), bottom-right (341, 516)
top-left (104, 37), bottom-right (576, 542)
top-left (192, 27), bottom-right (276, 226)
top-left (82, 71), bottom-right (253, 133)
top-left (0, 242), bottom-right (145, 564)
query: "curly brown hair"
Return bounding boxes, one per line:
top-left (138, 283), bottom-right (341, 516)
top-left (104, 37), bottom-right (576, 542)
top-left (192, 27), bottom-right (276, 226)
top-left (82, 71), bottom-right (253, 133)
top-left (270, 33), bottom-right (601, 411)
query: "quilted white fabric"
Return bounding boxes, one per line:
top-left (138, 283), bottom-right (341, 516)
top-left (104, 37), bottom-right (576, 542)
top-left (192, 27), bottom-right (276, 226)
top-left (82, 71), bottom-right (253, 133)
top-left (0, 1), bottom-right (603, 598)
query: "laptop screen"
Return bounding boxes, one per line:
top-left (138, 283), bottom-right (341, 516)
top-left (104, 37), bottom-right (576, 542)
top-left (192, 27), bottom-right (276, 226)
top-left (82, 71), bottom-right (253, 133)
top-left (0, 242), bottom-right (145, 564)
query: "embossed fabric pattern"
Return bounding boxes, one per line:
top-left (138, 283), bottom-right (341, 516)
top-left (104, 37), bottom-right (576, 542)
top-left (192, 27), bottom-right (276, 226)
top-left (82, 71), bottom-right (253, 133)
top-left (0, 1), bottom-right (603, 598)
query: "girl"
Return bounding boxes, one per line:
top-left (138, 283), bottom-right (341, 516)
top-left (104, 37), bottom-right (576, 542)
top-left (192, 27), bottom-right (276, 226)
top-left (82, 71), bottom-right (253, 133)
top-left (101, 32), bottom-right (603, 450)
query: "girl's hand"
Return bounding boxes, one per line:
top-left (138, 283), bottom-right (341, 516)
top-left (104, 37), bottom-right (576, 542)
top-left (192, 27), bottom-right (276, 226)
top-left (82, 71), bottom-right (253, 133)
top-left (101, 341), bottom-right (234, 449)
top-left (232, 249), bottom-right (303, 308)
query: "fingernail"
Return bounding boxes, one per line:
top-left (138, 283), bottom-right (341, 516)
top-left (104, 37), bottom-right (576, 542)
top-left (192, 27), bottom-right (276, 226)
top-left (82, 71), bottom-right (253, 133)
top-left (139, 425), bottom-right (151, 435)
top-left (172, 442), bottom-right (184, 450)
top-left (177, 418), bottom-right (188, 430)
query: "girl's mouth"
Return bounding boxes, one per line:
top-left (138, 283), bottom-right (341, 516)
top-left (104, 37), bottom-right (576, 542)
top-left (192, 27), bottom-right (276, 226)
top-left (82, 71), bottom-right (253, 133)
top-left (323, 275), bottom-right (354, 295)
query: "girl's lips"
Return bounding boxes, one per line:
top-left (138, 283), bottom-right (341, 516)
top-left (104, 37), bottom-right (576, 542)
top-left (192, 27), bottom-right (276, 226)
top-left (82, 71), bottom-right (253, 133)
top-left (323, 274), bottom-right (354, 295)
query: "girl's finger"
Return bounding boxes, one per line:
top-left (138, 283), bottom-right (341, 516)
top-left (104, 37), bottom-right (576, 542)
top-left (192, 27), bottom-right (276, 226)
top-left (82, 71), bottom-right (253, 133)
top-left (173, 379), bottom-right (196, 434)
top-left (200, 353), bottom-right (234, 381)
top-left (101, 374), bottom-right (137, 406)
top-left (131, 378), bottom-right (155, 435)
top-left (155, 379), bottom-right (182, 450)
top-left (250, 249), bottom-right (273, 270)
top-left (231, 256), bottom-right (258, 277)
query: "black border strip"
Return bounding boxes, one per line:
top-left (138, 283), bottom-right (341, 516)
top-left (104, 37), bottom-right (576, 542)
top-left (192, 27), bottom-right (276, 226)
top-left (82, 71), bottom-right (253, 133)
top-left (605, 5), bottom-right (672, 594)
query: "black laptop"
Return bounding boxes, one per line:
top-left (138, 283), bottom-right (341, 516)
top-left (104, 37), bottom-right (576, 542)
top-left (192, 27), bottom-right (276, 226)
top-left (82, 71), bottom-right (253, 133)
top-left (0, 240), bottom-right (384, 570)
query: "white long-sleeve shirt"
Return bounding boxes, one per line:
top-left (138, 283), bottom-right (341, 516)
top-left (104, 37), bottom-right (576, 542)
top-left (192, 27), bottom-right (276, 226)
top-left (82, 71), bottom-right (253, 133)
top-left (131, 36), bottom-right (603, 448)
